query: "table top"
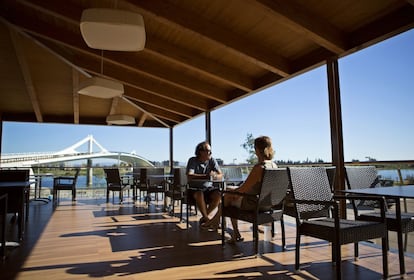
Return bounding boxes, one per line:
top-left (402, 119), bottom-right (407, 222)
top-left (343, 185), bottom-right (414, 199)
top-left (0, 181), bottom-right (31, 188)
top-left (147, 174), bottom-right (174, 178)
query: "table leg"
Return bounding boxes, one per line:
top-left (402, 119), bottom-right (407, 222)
top-left (395, 198), bottom-right (405, 275)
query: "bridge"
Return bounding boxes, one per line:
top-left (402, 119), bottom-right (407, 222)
top-left (0, 135), bottom-right (154, 168)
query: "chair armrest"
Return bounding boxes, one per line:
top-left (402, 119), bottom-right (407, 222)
top-left (221, 190), bottom-right (257, 199)
top-left (54, 176), bottom-right (75, 180)
top-left (340, 194), bottom-right (387, 219)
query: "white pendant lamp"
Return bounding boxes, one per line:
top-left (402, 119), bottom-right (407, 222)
top-left (80, 8), bottom-right (146, 51)
top-left (77, 77), bottom-right (124, 99)
top-left (106, 114), bottom-right (136, 125)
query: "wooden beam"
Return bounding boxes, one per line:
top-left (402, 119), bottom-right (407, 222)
top-left (133, 0), bottom-right (291, 76)
top-left (327, 58), bottom-right (345, 218)
top-left (9, 29), bottom-right (43, 122)
top-left (255, 0), bottom-right (347, 54)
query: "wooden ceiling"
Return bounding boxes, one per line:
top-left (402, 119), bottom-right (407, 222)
top-left (1, 0), bottom-right (413, 128)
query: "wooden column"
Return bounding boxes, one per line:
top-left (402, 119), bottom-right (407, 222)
top-left (327, 58), bottom-right (346, 217)
top-left (205, 111), bottom-right (211, 145)
top-left (169, 127), bottom-right (174, 174)
top-left (0, 119), bottom-right (2, 167)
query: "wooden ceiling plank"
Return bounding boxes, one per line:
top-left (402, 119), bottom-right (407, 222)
top-left (75, 53), bottom-right (210, 111)
top-left (132, 0), bottom-right (292, 76)
top-left (124, 88), bottom-right (197, 119)
top-left (5, 15), bottom-right (222, 109)
top-left (9, 28), bottom-right (43, 122)
top-left (146, 36), bottom-right (254, 92)
top-left (103, 51), bottom-right (229, 103)
top-left (255, 0), bottom-right (348, 54)
top-left (4, 2), bottom-right (230, 103)
top-left (350, 5), bottom-right (414, 51)
top-left (14, 0), bottom-right (255, 92)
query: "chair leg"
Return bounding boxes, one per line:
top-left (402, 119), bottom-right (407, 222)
top-left (72, 188), bottom-right (76, 201)
top-left (295, 231), bottom-right (301, 271)
top-left (186, 203), bottom-right (189, 228)
top-left (280, 217), bottom-right (286, 251)
top-left (334, 242), bottom-right (341, 280)
top-left (354, 242), bottom-right (359, 260)
top-left (106, 189), bottom-right (109, 203)
top-left (253, 222), bottom-right (258, 256)
top-left (221, 215), bottom-right (226, 247)
top-left (381, 236), bottom-right (389, 278)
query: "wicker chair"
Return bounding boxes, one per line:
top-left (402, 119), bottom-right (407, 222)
top-left (52, 168), bottom-right (80, 207)
top-left (145, 168), bottom-right (168, 207)
top-left (164, 168), bottom-right (187, 219)
top-left (288, 166), bottom-right (388, 279)
top-left (221, 168), bottom-right (289, 256)
top-left (345, 165), bottom-right (414, 273)
top-left (103, 168), bottom-right (131, 204)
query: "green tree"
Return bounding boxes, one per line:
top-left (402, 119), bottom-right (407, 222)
top-left (241, 133), bottom-right (257, 164)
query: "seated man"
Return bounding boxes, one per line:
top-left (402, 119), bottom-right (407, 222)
top-left (186, 141), bottom-right (222, 229)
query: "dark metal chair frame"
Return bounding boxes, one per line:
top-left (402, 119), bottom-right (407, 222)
top-left (345, 165), bottom-right (414, 275)
top-left (104, 168), bottom-right (131, 204)
top-left (288, 166), bottom-right (389, 280)
top-left (0, 169), bottom-right (30, 241)
top-left (52, 168), bottom-right (80, 207)
top-left (220, 168), bottom-right (290, 256)
top-left (165, 168), bottom-right (187, 219)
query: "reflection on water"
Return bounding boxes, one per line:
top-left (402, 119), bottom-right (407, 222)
top-left (378, 169), bottom-right (414, 182)
top-left (38, 175), bottom-right (107, 189)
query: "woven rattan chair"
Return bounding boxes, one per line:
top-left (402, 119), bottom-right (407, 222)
top-left (164, 168), bottom-right (187, 219)
top-left (104, 168), bottom-right (131, 204)
top-left (145, 168), bottom-right (167, 208)
top-left (345, 165), bottom-right (414, 273)
top-left (288, 166), bottom-right (388, 279)
top-left (221, 168), bottom-right (289, 256)
top-left (52, 168), bottom-right (80, 207)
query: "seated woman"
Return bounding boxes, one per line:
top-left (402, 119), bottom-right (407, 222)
top-left (203, 136), bottom-right (277, 241)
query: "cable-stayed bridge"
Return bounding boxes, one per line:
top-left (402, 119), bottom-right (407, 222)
top-left (0, 135), bottom-right (154, 168)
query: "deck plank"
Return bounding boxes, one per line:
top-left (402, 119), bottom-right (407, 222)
top-left (1, 197), bottom-right (414, 279)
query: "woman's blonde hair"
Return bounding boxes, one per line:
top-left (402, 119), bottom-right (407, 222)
top-left (254, 136), bottom-right (274, 160)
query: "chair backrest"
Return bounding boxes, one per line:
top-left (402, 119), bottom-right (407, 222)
top-left (173, 168), bottom-right (188, 187)
top-left (345, 165), bottom-right (382, 208)
top-left (73, 168), bottom-right (80, 184)
top-left (147, 168), bottom-right (165, 186)
top-left (132, 167), bottom-right (140, 183)
top-left (288, 166), bottom-right (333, 220)
top-left (104, 168), bottom-right (121, 185)
top-left (257, 168), bottom-right (289, 211)
top-left (222, 167), bottom-right (243, 180)
top-left (325, 166), bottom-right (336, 191)
top-left (345, 166), bottom-right (380, 190)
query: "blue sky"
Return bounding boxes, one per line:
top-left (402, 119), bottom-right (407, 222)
top-left (2, 29), bottom-right (414, 165)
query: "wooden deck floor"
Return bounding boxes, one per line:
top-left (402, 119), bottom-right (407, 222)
top-left (1, 196), bottom-right (414, 280)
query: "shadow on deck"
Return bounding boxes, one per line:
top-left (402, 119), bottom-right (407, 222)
top-left (1, 196), bottom-right (414, 279)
